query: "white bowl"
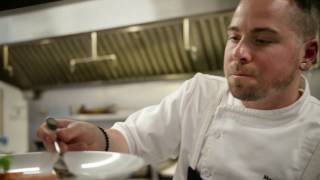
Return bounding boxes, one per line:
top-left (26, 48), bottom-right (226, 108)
top-left (2, 151), bottom-right (145, 180)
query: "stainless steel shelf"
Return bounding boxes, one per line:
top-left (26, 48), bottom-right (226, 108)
top-left (69, 109), bottom-right (137, 122)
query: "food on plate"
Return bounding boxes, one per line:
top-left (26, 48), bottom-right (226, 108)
top-left (0, 155), bottom-right (57, 180)
top-left (0, 173), bottom-right (58, 180)
top-left (0, 155), bottom-right (11, 173)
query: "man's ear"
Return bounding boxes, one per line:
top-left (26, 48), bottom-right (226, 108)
top-left (299, 39), bottom-right (318, 71)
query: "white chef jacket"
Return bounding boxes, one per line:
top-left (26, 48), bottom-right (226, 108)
top-left (112, 73), bottom-right (320, 180)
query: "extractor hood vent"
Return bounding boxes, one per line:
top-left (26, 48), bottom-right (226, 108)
top-left (1, 11), bottom-right (233, 90)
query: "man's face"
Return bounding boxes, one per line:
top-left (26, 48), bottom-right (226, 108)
top-left (224, 0), bottom-right (305, 102)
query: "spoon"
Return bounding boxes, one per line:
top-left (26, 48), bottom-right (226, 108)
top-left (46, 117), bottom-right (76, 179)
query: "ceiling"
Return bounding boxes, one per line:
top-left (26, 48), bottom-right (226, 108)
top-left (0, 0), bottom-right (62, 11)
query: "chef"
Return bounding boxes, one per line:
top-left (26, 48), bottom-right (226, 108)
top-left (38, 0), bottom-right (320, 179)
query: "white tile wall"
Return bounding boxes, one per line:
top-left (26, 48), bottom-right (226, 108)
top-left (0, 81), bottom-right (28, 153)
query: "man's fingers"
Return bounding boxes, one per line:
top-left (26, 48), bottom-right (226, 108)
top-left (37, 118), bottom-right (75, 151)
top-left (57, 122), bottom-right (88, 143)
top-left (42, 136), bottom-right (56, 152)
top-left (37, 118), bottom-right (72, 140)
top-left (37, 123), bottom-right (57, 151)
top-left (65, 142), bottom-right (88, 151)
top-left (54, 118), bottom-right (74, 128)
top-left (37, 123), bottom-right (55, 140)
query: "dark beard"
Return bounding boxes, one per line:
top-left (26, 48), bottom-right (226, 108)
top-left (227, 63), bottom-right (297, 101)
top-left (228, 79), bottom-right (267, 101)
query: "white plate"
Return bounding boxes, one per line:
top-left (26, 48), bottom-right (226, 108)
top-left (2, 151), bottom-right (145, 180)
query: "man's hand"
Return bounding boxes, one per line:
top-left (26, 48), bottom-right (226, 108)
top-left (37, 119), bottom-right (106, 152)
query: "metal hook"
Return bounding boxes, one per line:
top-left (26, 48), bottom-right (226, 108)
top-left (69, 32), bottom-right (117, 73)
top-left (183, 18), bottom-right (198, 61)
top-left (3, 45), bottom-right (13, 76)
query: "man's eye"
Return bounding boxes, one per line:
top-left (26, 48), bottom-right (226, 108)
top-left (228, 36), bottom-right (240, 42)
top-left (255, 39), bottom-right (272, 45)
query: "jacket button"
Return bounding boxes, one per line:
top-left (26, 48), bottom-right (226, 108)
top-left (214, 131), bottom-right (222, 139)
top-left (202, 168), bottom-right (211, 178)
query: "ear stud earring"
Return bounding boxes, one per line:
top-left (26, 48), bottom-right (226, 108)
top-left (300, 63), bottom-right (308, 70)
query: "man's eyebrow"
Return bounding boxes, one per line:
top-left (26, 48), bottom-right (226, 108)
top-left (227, 26), bottom-right (279, 35)
top-left (227, 26), bottom-right (239, 32)
top-left (251, 28), bottom-right (278, 35)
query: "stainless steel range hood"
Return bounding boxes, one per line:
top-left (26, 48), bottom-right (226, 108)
top-left (0, 0), bottom-right (239, 90)
top-left (0, 0), bottom-right (238, 45)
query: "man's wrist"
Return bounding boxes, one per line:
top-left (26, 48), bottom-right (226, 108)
top-left (97, 126), bottom-right (109, 151)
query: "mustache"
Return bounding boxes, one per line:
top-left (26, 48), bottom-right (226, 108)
top-left (227, 63), bottom-right (257, 77)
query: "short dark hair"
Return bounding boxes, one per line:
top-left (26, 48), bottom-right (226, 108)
top-left (291, 0), bottom-right (320, 40)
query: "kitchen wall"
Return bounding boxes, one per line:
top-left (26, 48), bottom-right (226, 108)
top-left (0, 81), bottom-right (28, 153)
top-left (28, 79), bottom-right (185, 151)
top-left (309, 68), bottom-right (320, 98)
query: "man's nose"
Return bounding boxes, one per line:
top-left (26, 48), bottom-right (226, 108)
top-left (232, 41), bottom-right (252, 64)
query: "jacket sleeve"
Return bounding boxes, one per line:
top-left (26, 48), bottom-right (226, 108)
top-left (112, 76), bottom-right (198, 164)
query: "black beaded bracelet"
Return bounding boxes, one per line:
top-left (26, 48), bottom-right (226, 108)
top-left (98, 127), bottom-right (109, 151)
